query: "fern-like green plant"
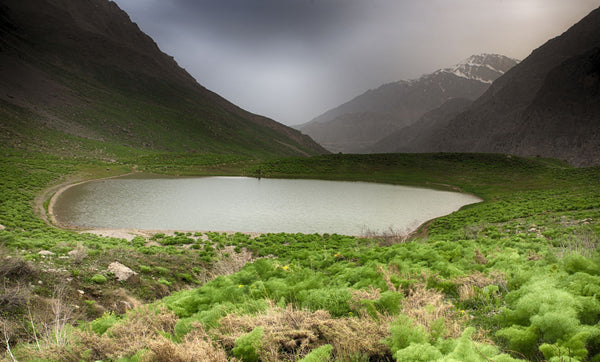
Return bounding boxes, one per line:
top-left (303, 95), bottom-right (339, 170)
top-left (232, 327), bottom-right (264, 362)
top-left (299, 344), bottom-right (334, 362)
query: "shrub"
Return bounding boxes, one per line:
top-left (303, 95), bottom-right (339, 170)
top-left (177, 273), bottom-right (195, 283)
top-left (299, 344), bottom-right (333, 362)
top-left (131, 236), bottom-right (146, 247)
top-left (155, 266), bottom-right (169, 274)
top-left (562, 254), bottom-right (600, 275)
top-left (158, 278), bottom-right (172, 286)
top-left (91, 312), bottom-right (119, 335)
top-left (495, 325), bottom-right (539, 359)
top-left (232, 326), bottom-right (264, 362)
top-left (0, 255), bottom-right (36, 280)
top-left (394, 342), bottom-right (442, 362)
top-left (298, 288), bottom-right (352, 317)
top-left (386, 315), bottom-right (429, 354)
top-left (91, 274), bottom-right (107, 284)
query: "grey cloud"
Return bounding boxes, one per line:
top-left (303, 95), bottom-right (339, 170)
top-left (113, 0), bottom-right (599, 125)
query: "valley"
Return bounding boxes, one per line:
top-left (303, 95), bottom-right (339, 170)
top-left (1, 152), bottom-right (599, 361)
top-left (0, 0), bottom-right (599, 360)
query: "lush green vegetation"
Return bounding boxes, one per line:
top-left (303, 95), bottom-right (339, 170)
top-left (1, 150), bottom-right (599, 361)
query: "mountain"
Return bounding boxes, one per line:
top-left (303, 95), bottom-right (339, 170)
top-left (0, 0), bottom-right (327, 158)
top-left (408, 7), bottom-right (600, 166)
top-left (297, 54), bottom-right (518, 153)
top-left (368, 97), bottom-right (473, 153)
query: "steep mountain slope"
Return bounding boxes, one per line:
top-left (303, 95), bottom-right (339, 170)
top-left (297, 54), bottom-right (518, 153)
top-left (0, 0), bottom-right (327, 158)
top-left (368, 98), bottom-right (473, 153)
top-left (412, 7), bottom-right (600, 166)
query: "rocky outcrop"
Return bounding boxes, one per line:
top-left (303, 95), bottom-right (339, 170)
top-left (108, 262), bottom-right (139, 282)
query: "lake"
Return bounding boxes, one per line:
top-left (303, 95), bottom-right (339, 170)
top-left (52, 175), bottom-right (481, 235)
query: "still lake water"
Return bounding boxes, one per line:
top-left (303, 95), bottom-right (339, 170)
top-left (53, 175), bottom-right (481, 235)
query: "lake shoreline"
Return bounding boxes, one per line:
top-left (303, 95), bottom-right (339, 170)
top-left (41, 169), bottom-right (148, 231)
top-left (45, 171), bottom-right (481, 240)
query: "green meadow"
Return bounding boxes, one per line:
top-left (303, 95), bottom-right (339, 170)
top-left (1, 151), bottom-right (599, 361)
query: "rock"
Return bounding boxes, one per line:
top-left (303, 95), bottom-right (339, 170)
top-left (0, 224), bottom-right (5, 230)
top-left (107, 262), bottom-right (139, 282)
top-left (38, 250), bottom-right (55, 257)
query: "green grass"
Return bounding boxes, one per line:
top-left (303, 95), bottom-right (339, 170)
top-left (0, 150), bottom-right (598, 361)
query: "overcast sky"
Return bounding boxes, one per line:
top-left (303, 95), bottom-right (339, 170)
top-left (112, 0), bottom-right (599, 126)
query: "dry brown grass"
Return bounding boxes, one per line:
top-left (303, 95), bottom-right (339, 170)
top-left (68, 242), bottom-right (88, 264)
top-left (376, 265), bottom-right (398, 293)
top-left (363, 227), bottom-right (411, 246)
top-left (401, 282), bottom-right (466, 339)
top-left (82, 305), bottom-right (178, 360)
top-left (207, 247), bottom-right (257, 281)
top-left (143, 323), bottom-right (230, 362)
top-left (0, 257), bottom-right (36, 280)
top-left (453, 271), bottom-right (506, 302)
top-left (318, 314), bottom-right (393, 360)
top-left (11, 285), bottom-right (85, 361)
top-left (19, 303), bottom-right (234, 361)
top-left (474, 249), bottom-right (488, 265)
top-left (214, 301), bottom-right (393, 361)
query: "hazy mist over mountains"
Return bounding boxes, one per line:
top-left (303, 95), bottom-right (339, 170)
top-left (297, 54), bottom-right (519, 154)
top-left (0, 0), bottom-right (326, 157)
top-left (0, 0), bottom-right (598, 166)
top-left (399, 6), bottom-right (600, 166)
top-left (298, 5), bottom-right (600, 166)
top-left (112, 0), bottom-right (599, 126)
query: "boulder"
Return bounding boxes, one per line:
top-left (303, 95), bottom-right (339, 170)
top-left (108, 262), bottom-right (139, 282)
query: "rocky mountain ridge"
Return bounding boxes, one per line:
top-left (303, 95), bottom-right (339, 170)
top-left (404, 7), bottom-right (600, 166)
top-left (297, 54), bottom-right (518, 153)
top-left (435, 54), bottom-right (520, 84)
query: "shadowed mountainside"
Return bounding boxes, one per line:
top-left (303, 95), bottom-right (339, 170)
top-left (297, 54), bottom-right (518, 153)
top-left (406, 7), bottom-right (600, 166)
top-left (0, 0), bottom-right (327, 158)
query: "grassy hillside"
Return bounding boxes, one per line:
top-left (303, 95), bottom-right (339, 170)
top-left (0, 151), bottom-right (598, 361)
top-left (0, 0), bottom-right (327, 159)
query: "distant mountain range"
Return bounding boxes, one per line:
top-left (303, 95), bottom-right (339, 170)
top-left (0, 0), bottom-right (327, 158)
top-left (297, 54), bottom-right (519, 153)
top-left (400, 6), bottom-right (600, 166)
top-left (302, 7), bottom-right (600, 166)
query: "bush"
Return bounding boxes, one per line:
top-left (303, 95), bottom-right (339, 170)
top-left (158, 278), bottom-right (172, 286)
top-left (299, 344), bottom-right (333, 362)
top-left (91, 312), bottom-right (119, 335)
top-left (394, 343), bottom-right (442, 362)
top-left (91, 274), bottom-right (107, 284)
top-left (232, 327), bottom-right (264, 362)
top-left (0, 256), bottom-right (36, 280)
top-left (131, 236), bottom-right (146, 247)
top-left (386, 315), bottom-right (428, 354)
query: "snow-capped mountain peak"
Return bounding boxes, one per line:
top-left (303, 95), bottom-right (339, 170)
top-left (440, 54), bottom-right (520, 84)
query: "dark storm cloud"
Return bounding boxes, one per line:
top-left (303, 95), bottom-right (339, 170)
top-left (113, 0), bottom-right (600, 125)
